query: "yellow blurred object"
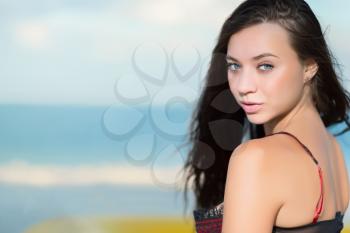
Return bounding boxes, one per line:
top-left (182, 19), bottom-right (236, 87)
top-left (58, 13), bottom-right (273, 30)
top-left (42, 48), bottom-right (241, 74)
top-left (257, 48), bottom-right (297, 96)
top-left (24, 216), bottom-right (350, 233)
top-left (101, 216), bottom-right (195, 233)
top-left (25, 216), bottom-right (196, 233)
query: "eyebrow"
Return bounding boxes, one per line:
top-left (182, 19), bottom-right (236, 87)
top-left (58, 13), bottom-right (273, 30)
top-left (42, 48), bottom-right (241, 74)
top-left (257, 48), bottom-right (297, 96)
top-left (226, 53), bottom-right (280, 62)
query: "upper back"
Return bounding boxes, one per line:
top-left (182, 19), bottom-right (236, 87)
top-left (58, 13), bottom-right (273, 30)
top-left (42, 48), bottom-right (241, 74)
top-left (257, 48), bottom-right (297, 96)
top-left (261, 131), bottom-right (349, 228)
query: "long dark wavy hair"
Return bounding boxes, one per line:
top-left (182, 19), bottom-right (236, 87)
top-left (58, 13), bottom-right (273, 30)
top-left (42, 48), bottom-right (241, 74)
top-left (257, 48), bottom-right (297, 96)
top-left (181, 0), bottom-right (350, 213)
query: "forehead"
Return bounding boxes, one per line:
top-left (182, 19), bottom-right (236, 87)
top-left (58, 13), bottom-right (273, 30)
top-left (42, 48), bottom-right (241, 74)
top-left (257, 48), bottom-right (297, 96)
top-left (227, 22), bottom-right (296, 60)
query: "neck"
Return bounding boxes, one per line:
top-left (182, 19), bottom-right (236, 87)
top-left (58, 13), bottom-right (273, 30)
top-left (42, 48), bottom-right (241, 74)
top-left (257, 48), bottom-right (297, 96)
top-left (263, 97), bottom-right (322, 136)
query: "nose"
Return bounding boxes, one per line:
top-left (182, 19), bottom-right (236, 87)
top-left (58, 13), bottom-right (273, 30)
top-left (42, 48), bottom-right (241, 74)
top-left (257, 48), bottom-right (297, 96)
top-left (235, 70), bottom-right (257, 96)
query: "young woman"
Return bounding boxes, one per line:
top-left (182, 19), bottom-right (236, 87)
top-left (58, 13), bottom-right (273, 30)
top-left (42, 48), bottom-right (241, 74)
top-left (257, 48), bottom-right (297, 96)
top-left (182, 0), bottom-right (350, 232)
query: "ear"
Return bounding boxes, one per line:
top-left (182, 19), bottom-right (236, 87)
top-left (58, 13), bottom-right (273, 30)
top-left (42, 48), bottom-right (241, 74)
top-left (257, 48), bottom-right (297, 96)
top-left (303, 58), bottom-right (318, 83)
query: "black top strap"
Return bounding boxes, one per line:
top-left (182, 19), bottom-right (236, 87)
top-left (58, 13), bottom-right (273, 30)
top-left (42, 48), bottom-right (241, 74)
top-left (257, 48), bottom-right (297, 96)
top-left (266, 131), bottom-right (319, 165)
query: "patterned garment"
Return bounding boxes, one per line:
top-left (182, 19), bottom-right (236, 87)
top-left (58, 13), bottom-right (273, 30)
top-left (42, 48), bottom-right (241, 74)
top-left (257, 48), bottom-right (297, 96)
top-left (193, 203), bottom-right (223, 233)
top-left (192, 131), bottom-right (345, 233)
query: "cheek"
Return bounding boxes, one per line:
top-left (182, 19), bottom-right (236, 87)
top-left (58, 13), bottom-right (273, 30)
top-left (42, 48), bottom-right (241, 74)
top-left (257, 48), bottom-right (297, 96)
top-left (263, 67), bottom-right (303, 109)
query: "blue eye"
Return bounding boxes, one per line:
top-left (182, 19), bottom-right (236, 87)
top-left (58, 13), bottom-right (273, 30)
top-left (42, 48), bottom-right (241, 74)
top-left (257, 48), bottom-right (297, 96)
top-left (259, 64), bottom-right (273, 71)
top-left (226, 62), bottom-right (274, 73)
top-left (226, 62), bottom-right (240, 72)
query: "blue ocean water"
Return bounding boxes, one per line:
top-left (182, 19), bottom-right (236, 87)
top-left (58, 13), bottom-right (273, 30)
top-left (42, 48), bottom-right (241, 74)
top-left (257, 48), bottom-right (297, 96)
top-left (0, 103), bottom-right (193, 166)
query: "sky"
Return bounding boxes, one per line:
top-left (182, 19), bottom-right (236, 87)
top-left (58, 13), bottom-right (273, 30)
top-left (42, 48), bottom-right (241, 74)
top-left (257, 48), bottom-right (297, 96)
top-left (0, 0), bottom-right (349, 106)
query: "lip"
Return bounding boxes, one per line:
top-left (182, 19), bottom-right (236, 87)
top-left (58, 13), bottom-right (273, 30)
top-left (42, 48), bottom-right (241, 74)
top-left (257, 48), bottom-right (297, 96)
top-left (241, 101), bottom-right (262, 105)
top-left (241, 103), bottom-right (263, 114)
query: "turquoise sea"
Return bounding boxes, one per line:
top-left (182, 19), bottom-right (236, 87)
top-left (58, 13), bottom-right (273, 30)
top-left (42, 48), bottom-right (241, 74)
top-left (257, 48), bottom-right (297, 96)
top-left (0, 104), bottom-right (193, 165)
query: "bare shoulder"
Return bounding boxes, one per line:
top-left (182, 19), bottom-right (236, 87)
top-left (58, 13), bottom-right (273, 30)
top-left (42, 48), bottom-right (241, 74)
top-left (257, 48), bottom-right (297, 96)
top-left (231, 138), bottom-right (265, 158)
top-left (228, 135), bottom-right (293, 195)
top-left (228, 136), bottom-right (288, 183)
top-left (223, 137), bottom-right (285, 232)
top-left (228, 139), bottom-right (265, 172)
top-left (231, 135), bottom-right (287, 164)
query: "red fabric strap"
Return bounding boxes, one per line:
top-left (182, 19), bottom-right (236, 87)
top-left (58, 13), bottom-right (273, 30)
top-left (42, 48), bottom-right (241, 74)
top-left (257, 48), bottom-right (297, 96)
top-left (312, 166), bottom-right (324, 223)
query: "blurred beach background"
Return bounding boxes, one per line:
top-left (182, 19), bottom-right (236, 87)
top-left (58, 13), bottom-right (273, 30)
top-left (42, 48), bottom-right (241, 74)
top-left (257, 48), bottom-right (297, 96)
top-left (0, 0), bottom-right (350, 232)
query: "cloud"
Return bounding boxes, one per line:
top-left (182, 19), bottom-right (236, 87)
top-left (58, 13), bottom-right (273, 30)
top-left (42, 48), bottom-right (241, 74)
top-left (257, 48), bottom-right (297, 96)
top-left (13, 20), bottom-right (51, 50)
top-left (132, 0), bottom-right (242, 28)
top-left (0, 160), bottom-right (186, 187)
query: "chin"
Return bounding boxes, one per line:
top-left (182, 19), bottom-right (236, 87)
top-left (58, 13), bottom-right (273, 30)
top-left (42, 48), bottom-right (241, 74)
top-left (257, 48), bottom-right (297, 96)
top-left (245, 114), bottom-right (268, 125)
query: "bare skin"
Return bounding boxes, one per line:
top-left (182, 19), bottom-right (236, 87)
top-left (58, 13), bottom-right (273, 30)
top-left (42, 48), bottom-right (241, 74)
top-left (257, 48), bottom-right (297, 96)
top-left (221, 22), bottom-right (350, 232)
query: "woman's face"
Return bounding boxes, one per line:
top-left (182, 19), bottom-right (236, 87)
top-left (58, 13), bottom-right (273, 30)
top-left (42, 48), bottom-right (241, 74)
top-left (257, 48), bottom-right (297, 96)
top-left (226, 22), bottom-right (308, 125)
